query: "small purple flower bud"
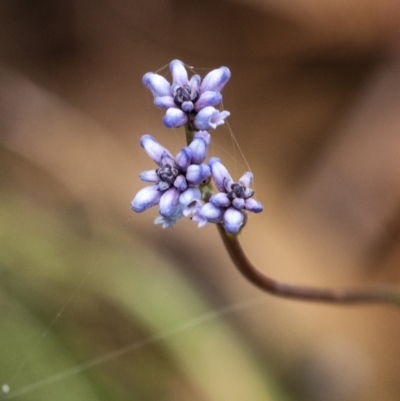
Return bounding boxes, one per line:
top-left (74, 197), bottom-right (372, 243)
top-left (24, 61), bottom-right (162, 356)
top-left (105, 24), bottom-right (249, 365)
top-left (139, 170), bottom-right (159, 182)
top-left (186, 164), bottom-right (211, 185)
top-left (159, 187), bottom-right (180, 217)
top-left (132, 185), bottom-right (162, 213)
top-left (170, 59), bottom-right (188, 87)
top-left (181, 101), bottom-right (194, 113)
top-left (175, 147), bottom-right (192, 171)
top-left (223, 208), bottom-right (244, 234)
top-left (163, 108), bottom-right (188, 128)
top-left (194, 91), bottom-right (223, 112)
top-left (154, 96), bottom-right (176, 109)
top-left (245, 198), bottom-right (263, 213)
top-left (143, 73), bottom-right (171, 97)
top-left (188, 135), bottom-right (209, 164)
top-left (140, 135), bottom-right (173, 165)
top-left (210, 193), bottom-right (231, 208)
top-left (200, 203), bottom-right (224, 223)
top-left (208, 157), bottom-right (232, 192)
top-left (200, 66), bottom-right (231, 93)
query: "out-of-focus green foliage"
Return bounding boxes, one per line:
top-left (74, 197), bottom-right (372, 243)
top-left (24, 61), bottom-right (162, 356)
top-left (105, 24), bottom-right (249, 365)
top-left (0, 178), bottom-right (289, 401)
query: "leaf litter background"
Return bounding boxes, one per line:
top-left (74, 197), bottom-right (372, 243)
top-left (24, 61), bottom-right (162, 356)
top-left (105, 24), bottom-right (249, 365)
top-left (1, 0), bottom-right (400, 400)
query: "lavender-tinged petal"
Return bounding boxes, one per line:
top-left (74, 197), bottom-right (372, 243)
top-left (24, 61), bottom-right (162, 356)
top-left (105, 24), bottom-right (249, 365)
top-left (208, 157), bottom-right (232, 192)
top-left (189, 74), bottom-right (201, 92)
top-left (158, 181), bottom-right (170, 191)
top-left (163, 108), bottom-right (188, 128)
top-left (170, 59), bottom-right (188, 86)
top-left (181, 101), bottom-right (194, 112)
top-left (159, 187), bottom-right (180, 217)
top-left (131, 185), bottom-right (162, 213)
top-left (193, 106), bottom-right (217, 130)
top-left (192, 211), bottom-right (209, 227)
top-left (160, 152), bottom-right (175, 167)
top-left (194, 107), bottom-right (230, 130)
top-left (173, 175), bottom-right (187, 191)
top-left (186, 164), bottom-right (211, 185)
top-left (209, 110), bottom-right (230, 128)
top-left (232, 197), bottom-right (245, 210)
top-left (180, 187), bottom-right (201, 206)
top-left (175, 147), bottom-right (192, 171)
top-left (245, 198), bottom-right (263, 213)
top-left (210, 193), bottom-right (231, 208)
top-left (139, 170), bottom-right (159, 183)
top-left (239, 171), bottom-right (253, 188)
top-left (224, 178), bottom-right (234, 192)
top-left (154, 96), bottom-right (176, 109)
top-left (200, 203), bottom-right (224, 223)
top-left (143, 73), bottom-right (171, 98)
top-left (154, 215), bottom-right (175, 228)
top-left (194, 91), bottom-right (222, 112)
top-left (140, 135), bottom-right (172, 165)
top-left (200, 66), bottom-right (231, 93)
top-left (188, 137), bottom-right (208, 165)
top-left (193, 130), bottom-right (211, 145)
top-left (243, 187), bottom-right (254, 199)
top-left (155, 203), bottom-right (184, 228)
top-left (223, 208), bottom-right (244, 234)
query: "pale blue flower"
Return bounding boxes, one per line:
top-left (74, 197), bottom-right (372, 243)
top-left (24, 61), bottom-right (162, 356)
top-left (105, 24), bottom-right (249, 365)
top-left (194, 106), bottom-right (230, 130)
top-left (132, 133), bottom-right (211, 224)
top-left (199, 158), bottom-right (263, 234)
top-left (143, 60), bottom-right (230, 130)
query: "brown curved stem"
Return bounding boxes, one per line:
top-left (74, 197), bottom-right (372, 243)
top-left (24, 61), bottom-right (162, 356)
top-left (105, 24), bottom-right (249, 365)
top-left (218, 225), bottom-right (400, 307)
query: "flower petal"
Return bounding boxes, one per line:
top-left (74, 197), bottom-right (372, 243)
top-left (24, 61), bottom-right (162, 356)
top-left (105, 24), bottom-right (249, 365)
top-left (194, 91), bottom-right (222, 112)
top-left (188, 135), bottom-right (209, 164)
top-left (175, 147), bottom-right (192, 171)
top-left (179, 187), bottom-right (201, 206)
top-left (173, 175), bottom-right (187, 191)
top-left (163, 108), bottom-right (188, 128)
top-left (208, 157), bottom-right (232, 192)
top-left (210, 193), bottom-right (231, 207)
top-left (159, 187), bottom-right (180, 217)
top-left (193, 130), bottom-right (211, 145)
top-left (239, 172), bottom-right (253, 188)
top-left (189, 74), bottom-right (201, 92)
top-left (131, 185), bottom-right (162, 213)
top-left (143, 73), bottom-right (171, 98)
top-left (140, 135), bottom-right (172, 165)
top-left (186, 164), bottom-right (211, 185)
top-left (232, 198), bottom-right (245, 210)
top-left (170, 59), bottom-right (188, 86)
top-left (154, 96), bottom-right (176, 109)
top-left (200, 203), bottom-right (224, 223)
top-left (181, 101), bottom-right (194, 112)
top-left (154, 203), bottom-right (184, 228)
top-left (194, 107), bottom-right (230, 130)
top-left (139, 170), bottom-right (159, 182)
top-left (223, 208), bottom-right (244, 234)
top-left (200, 66), bottom-right (231, 93)
top-left (245, 198), bottom-right (263, 213)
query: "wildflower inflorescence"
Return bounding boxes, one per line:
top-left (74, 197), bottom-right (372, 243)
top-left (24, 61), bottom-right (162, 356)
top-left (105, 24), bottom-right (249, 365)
top-left (132, 60), bottom-right (263, 234)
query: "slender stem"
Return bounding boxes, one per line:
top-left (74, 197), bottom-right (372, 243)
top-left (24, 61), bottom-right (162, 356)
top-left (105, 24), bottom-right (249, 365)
top-left (217, 225), bottom-right (400, 307)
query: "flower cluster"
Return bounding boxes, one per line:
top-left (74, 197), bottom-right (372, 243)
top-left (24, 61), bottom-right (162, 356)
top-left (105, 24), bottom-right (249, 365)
top-left (143, 60), bottom-right (231, 131)
top-left (132, 60), bottom-right (263, 234)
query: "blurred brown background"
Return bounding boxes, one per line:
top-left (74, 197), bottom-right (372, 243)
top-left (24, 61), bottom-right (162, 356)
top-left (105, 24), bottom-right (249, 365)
top-left (1, 0), bottom-right (400, 400)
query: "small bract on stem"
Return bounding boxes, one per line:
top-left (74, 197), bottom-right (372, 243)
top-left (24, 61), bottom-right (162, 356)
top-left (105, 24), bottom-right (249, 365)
top-left (131, 59), bottom-right (400, 308)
